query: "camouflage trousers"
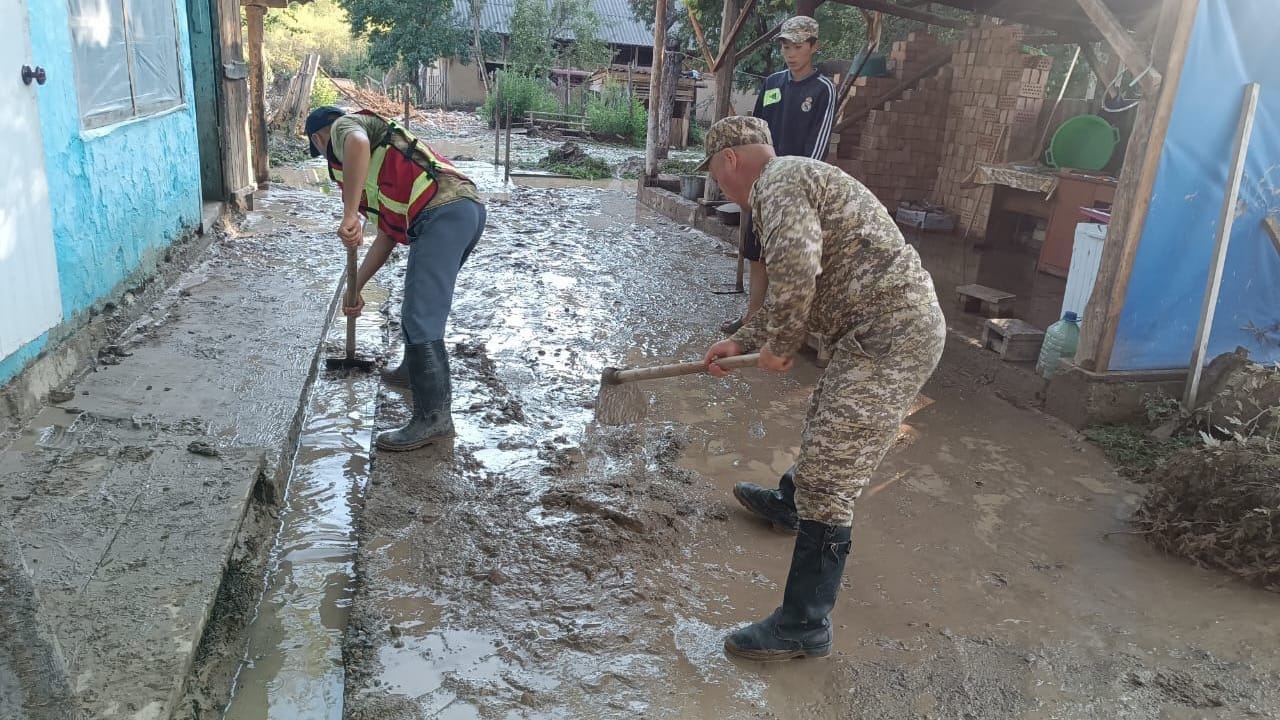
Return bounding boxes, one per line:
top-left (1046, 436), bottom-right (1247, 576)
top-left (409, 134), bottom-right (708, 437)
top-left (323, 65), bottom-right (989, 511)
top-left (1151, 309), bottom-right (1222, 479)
top-left (793, 302), bottom-right (946, 526)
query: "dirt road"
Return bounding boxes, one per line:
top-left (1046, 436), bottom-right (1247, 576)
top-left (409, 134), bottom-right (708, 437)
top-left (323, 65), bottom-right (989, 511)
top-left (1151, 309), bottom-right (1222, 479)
top-left (324, 133), bottom-right (1279, 717)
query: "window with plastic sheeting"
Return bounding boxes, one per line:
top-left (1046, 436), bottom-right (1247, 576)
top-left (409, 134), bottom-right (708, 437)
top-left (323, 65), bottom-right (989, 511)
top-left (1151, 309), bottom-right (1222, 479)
top-left (68, 0), bottom-right (185, 128)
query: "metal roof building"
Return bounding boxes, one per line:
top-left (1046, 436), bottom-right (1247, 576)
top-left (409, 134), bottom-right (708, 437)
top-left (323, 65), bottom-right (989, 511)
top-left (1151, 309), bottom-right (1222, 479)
top-left (451, 0), bottom-right (653, 48)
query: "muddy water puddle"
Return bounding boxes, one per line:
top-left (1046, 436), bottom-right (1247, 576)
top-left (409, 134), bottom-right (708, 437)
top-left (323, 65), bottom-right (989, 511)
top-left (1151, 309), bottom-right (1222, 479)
top-left (219, 224), bottom-right (391, 716)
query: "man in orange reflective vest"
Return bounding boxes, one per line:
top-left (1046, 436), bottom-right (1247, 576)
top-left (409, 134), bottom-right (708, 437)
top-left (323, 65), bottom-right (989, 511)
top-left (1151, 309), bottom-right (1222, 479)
top-left (306, 106), bottom-right (486, 452)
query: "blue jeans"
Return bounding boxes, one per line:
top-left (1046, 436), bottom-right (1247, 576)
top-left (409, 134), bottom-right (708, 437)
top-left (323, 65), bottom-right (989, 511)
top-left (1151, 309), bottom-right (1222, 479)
top-left (401, 199), bottom-right (486, 344)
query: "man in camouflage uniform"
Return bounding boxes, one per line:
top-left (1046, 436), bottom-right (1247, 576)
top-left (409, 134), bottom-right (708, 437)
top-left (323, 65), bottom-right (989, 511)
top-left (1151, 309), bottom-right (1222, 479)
top-left (699, 116), bottom-right (945, 661)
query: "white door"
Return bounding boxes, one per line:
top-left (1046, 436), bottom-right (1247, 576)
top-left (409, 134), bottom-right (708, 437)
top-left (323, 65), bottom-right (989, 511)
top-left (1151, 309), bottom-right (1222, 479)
top-left (0, 0), bottom-right (62, 358)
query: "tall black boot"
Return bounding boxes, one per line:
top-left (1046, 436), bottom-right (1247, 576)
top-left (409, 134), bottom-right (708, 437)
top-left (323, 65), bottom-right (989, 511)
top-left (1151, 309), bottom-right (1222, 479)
top-left (380, 360), bottom-right (409, 388)
top-left (732, 465), bottom-right (799, 533)
top-left (380, 332), bottom-right (411, 388)
top-left (375, 340), bottom-right (454, 451)
top-left (723, 519), bottom-right (852, 661)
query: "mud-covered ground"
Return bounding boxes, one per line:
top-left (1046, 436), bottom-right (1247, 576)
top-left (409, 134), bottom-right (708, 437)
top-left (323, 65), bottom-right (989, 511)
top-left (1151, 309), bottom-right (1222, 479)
top-left (237, 113), bottom-right (1280, 719)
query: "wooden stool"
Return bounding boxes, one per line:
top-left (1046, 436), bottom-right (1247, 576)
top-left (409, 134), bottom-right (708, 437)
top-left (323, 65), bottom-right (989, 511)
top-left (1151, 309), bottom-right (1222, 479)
top-left (981, 318), bottom-right (1045, 363)
top-left (956, 284), bottom-right (1016, 318)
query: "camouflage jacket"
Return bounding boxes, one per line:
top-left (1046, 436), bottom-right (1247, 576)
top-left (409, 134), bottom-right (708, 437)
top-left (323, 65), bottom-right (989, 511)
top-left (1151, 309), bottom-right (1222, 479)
top-left (731, 156), bottom-right (939, 355)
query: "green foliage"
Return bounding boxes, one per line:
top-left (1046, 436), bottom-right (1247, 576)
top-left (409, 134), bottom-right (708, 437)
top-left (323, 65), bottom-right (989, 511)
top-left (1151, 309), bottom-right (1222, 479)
top-left (508, 0), bottom-right (612, 76)
top-left (311, 76), bottom-right (340, 107)
top-left (482, 72), bottom-right (560, 126)
top-left (630, 0), bottom-right (967, 92)
top-left (538, 156), bottom-right (613, 179)
top-left (339, 0), bottom-right (472, 72)
top-left (689, 121), bottom-right (705, 147)
top-left (584, 83), bottom-right (646, 143)
top-left (1085, 424), bottom-right (1195, 478)
top-left (263, 0), bottom-right (369, 77)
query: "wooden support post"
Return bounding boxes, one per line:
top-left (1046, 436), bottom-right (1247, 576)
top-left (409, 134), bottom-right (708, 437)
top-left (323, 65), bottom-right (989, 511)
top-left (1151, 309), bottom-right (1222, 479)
top-left (1072, 0), bottom-right (1162, 94)
top-left (403, 83), bottom-right (411, 123)
top-left (494, 71), bottom-right (502, 167)
top-left (1078, 0), bottom-right (1199, 372)
top-left (711, 0), bottom-right (757, 73)
top-left (245, 3), bottom-right (268, 187)
top-left (657, 43), bottom-right (682, 160)
top-left (1183, 83), bottom-right (1260, 408)
top-left (704, 0), bottom-right (741, 202)
top-left (215, 0), bottom-right (255, 209)
top-left (644, 0), bottom-right (668, 178)
top-left (505, 106), bottom-right (513, 182)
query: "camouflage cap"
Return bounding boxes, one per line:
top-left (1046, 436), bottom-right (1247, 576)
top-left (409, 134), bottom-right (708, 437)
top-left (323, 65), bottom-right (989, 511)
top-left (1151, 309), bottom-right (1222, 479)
top-left (695, 115), bottom-right (774, 171)
top-left (778, 15), bottom-right (819, 43)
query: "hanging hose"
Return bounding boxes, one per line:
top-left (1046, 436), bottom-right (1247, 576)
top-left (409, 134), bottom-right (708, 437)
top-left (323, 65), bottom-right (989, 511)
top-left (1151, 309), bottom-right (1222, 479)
top-left (1101, 66), bottom-right (1145, 113)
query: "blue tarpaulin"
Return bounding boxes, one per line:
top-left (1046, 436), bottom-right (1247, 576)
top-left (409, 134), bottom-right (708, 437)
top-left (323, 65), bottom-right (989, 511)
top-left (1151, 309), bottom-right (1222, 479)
top-left (1109, 0), bottom-right (1280, 371)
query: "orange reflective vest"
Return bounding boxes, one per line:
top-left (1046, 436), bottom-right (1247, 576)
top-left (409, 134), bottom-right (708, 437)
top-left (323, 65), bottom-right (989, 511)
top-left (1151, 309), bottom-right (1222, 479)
top-left (327, 111), bottom-right (472, 244)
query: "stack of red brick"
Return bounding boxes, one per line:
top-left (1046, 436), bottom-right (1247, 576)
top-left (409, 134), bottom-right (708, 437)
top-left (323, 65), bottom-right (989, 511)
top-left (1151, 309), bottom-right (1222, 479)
top-left (931, 22), bottom-right (1052, 235)
top-left (826, 31), bottom-right (951, 208)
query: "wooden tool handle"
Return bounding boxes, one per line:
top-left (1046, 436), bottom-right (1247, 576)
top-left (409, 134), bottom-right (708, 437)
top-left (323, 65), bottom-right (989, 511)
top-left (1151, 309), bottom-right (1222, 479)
top-left (610, 353), bottom-right (761, 384)
top-left (345, 246), bottom-right (358, 360)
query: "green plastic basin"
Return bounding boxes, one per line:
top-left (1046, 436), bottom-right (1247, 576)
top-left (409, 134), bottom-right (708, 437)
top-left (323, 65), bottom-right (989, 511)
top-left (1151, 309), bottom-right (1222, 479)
top-left (1044, 114), bottom-right (1120, 171)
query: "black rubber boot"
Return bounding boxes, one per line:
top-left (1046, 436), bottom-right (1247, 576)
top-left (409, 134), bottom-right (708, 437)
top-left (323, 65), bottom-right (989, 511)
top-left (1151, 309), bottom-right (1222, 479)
top-left (723, 519), bottom-right (852, 661)
top-left (381, 332), bottom-right (411, 388)
top-left (732, 465), bottom-right (799, 533)
top-left (376, 340), bottom-right (455, 452)
top-left (380, 361), bottom-right (409, 388)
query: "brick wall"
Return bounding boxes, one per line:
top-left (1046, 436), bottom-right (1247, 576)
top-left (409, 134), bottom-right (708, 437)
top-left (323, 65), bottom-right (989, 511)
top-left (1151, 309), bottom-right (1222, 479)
top-left (932, 23), bottom-right (1052, 236)
top-left (824, 24), bottom-right (1053, 235)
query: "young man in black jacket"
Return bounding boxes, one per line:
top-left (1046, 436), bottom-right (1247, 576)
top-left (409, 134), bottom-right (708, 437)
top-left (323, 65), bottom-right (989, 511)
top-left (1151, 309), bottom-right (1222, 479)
top-left (721, 15), bottom-right (836, 335)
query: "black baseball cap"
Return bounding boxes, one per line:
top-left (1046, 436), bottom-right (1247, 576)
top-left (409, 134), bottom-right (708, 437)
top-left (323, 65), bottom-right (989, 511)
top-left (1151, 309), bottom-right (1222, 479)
top-left (305, 106), bottom-right (346, 157)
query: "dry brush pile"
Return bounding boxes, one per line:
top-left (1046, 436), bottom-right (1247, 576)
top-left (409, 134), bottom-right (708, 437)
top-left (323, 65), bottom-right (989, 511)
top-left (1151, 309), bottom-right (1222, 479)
top-left (1132, 350), bottom-right (1280, 591)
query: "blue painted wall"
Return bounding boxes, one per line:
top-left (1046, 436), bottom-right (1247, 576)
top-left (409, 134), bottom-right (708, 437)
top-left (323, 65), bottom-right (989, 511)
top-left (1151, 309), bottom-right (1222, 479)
top-left (1110, 0), bottom-right (1280, 371)
top-left (3, 0), bottom-right (205, 383)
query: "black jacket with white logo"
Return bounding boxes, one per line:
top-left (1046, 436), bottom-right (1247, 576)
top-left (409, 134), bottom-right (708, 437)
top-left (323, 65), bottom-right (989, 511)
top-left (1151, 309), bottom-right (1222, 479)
top-left (752, 69), bottom-right (836, 161)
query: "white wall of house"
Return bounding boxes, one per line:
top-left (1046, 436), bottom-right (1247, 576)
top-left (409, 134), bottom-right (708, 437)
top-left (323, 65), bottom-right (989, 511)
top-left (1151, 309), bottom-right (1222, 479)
top-left (693, 84), bottom-right (758, 124)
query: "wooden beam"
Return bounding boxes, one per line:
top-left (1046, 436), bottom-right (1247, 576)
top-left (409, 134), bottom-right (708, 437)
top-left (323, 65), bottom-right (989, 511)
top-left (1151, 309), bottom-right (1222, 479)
top-left (1077, 41), bottom-right (1106, 85)
top-left (824, 0), bottom-right (970, 30)
top-left (1078, 0), bottom-right (1199, 372)
top-left (1184, 82), bottom-right (1260, 407)
top-left (243, 0), bottom-right (289, 7)
top-left (711, 0), bottom-right (757, 73)
top-left (246, 4), bottom-right (269, 186)
top-left (685, 6), bottom-right (717, 69)
top-left (832, 49), bottom-right (950, 133)
top-left (1071, 0), bottom-right (1162, 94)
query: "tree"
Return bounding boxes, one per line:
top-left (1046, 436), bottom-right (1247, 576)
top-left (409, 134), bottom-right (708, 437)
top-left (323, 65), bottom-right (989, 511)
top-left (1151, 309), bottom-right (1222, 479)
top-left (507, 0), bottom-right (613, 76)
top-left (629, 0), bottom-right (968, 93)
top-left (338, 0), bottom-right (473, 72)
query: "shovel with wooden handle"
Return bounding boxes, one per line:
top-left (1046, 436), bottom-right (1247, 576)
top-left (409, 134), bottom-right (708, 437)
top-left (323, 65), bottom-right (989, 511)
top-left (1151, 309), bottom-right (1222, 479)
top-left (595, 353), bottom-right (761, 425)
top-left (325, 245), bottom-right (375, 372)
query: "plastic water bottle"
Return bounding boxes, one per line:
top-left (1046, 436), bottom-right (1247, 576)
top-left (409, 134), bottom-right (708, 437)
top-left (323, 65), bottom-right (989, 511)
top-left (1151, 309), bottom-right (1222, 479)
top-left (1036, 311), bottom-right (1081, 379)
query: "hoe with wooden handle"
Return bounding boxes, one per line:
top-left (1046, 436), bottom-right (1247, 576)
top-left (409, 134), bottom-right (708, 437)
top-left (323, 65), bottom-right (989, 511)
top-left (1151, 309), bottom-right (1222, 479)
top-left (324, 245), bottom-right (376, 373)
top-left (595, 353), bottom-right (761, 425)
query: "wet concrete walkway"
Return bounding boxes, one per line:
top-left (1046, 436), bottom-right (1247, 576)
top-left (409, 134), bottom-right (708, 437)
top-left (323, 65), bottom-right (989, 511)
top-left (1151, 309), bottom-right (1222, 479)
top-left (343, 178), bottom-right (1280, 719)
top-left (0, 185), bottom-right (346, 719)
